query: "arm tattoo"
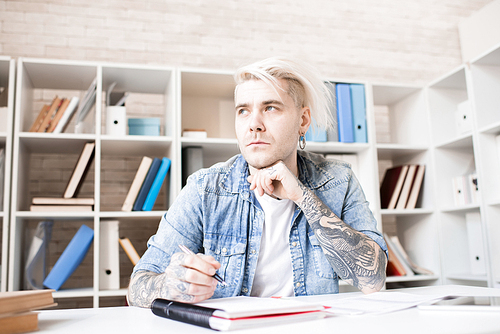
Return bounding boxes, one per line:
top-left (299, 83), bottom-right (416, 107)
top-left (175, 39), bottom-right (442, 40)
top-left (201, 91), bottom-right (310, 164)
top-left (127, 254), bottom-right (195, 308)
top-left (297, 182), bottom-right (386, 293)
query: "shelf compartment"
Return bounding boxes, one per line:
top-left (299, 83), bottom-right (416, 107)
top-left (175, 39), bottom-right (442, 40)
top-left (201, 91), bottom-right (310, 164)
top-left (371, 84), bottom-right (428, 146)
top-left (101, 64), bottom-right (175, 137)
top-left (427, 66), bottom-right (470, 145)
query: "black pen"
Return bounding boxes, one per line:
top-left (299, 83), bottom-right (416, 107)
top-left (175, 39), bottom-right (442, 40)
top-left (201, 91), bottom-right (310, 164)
top-left (178, 244), bottom-right (227, 286)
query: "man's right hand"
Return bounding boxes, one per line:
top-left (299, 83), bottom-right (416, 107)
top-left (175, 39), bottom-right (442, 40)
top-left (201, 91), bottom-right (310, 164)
top-left (127, 252), bottom-right (221, 307)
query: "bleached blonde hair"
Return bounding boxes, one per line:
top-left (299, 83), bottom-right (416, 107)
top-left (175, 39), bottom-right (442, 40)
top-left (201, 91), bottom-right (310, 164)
top-left (234, 57), bottom-right (335, 132)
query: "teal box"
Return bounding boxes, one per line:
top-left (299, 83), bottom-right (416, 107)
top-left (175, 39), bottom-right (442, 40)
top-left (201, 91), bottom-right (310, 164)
top-left (128, 118), bottom-right (161, 136)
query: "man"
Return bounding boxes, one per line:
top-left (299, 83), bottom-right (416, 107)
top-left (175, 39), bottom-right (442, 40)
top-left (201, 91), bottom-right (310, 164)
top-left (127, 57), bottom-right (387, 308)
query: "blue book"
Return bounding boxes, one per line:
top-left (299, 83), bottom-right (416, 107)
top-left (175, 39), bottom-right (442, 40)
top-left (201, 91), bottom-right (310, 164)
top-left (142, 157), bottom-right (172, 211)
top-left (43, 225), bottom-right (94, 291)
top-left (304, 118), bottom-right (327, 142)
top-left (336, 84), bottom-right (354, 143)
top-left (133, 157), bottom-right (161, 211)
top-left (350, 84), bottom-right (367, 143)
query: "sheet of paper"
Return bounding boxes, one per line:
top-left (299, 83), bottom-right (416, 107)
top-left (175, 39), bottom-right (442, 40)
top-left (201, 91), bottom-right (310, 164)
top-left (321, 292), bottom-right (444, 315)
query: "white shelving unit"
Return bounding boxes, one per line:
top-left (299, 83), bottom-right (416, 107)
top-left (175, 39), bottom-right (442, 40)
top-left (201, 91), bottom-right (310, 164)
top-left (9, 58), bottom-right (176, 307)
top-left (371, 83), bottom-right (440, 288)
top-left (5, 46), bottom-right (500, 306)
top-left (0, 56), bottom-right (15, 293)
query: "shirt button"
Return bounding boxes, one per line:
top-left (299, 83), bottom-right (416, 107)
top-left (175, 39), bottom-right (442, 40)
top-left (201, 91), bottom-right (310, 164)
top-left (295, 282), bottom-right (301, 288)
top-left (292, 242), bottom-right (297, 247)
top-left (251, 249), bottom-right (256, 254)
top-left (242, 288), bottom-right (248, 293)
top-left (221, 248), bottom-right (227, 253)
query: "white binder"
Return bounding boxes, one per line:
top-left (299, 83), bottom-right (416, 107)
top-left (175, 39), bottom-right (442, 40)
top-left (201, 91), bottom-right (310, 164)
top-left (100, 220), bottom-right (121, 290)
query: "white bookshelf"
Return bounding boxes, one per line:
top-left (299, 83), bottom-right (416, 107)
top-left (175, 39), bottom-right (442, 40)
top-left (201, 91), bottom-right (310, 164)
top-left (8, 58), bottom-right (177, 307)
top-left (0, 56), bottom-right (15, 293)
top-left (5, 46), bottom-right (500, 306)
top-left (371, 83), bottom-right (440, 287)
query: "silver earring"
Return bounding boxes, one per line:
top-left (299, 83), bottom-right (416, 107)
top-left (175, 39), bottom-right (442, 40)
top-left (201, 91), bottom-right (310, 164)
top-left (299, 135), bottom-right (306, 150)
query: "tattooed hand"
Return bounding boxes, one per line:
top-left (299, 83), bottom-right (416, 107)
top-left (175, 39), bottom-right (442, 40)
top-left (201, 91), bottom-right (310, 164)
top-left (127, 252), bottom-right (220, 308)
top-left (247, 161), bottom-right (304, 202)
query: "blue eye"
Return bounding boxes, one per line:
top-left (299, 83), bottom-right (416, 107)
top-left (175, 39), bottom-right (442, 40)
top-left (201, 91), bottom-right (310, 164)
top-left (265, 106), bottom-right (276, 112)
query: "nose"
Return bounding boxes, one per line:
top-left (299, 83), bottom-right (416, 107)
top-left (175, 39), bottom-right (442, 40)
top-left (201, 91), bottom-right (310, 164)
top-left (249, 111), bottom-right (265, 132)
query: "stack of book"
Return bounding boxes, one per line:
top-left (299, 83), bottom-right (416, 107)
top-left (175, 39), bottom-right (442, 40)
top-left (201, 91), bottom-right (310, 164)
top-left (28, 79), bottom-right (96, 134)
top-left (29, 96), bottom-right (79, 134)
top-left (379, 164), bottom-right (426, 210)
top-left (121, 156), bottom-right (172, 211)
top-left (0, 290), bottom-right (56, 334)
top-left (30, 142), bottom-right (95, 212)
top-left (384, 233), bottom-right (433, 277)
top-left (305, 83), bottom-right (367, 144)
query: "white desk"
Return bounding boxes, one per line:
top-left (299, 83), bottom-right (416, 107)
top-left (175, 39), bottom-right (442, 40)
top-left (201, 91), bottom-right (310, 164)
top-left (37, 285), bottom-right (500, 334)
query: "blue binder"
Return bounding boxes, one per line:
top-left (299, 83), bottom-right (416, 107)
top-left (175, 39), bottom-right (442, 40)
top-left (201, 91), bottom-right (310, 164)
top-left (142, 157), bottom-right (171, 211)
top-left (43, 224), bottom-right (94, 291)
top-left (350, 84), bottom-right (367, 143)
top-left (133, 157), bottom-right (161, 211)
top-left (336, 84), bottom-right (354, 143)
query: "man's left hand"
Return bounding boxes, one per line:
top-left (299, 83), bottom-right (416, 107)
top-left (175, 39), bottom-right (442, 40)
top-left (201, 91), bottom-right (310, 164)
top-left (247, 161), bottom-right (304, 203)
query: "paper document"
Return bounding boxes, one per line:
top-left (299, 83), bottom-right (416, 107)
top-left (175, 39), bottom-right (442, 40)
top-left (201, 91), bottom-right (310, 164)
top-left (321, 292), bottom-right (443, 315)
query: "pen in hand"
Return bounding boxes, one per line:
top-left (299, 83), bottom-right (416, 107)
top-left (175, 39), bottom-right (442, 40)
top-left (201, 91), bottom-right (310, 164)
top-left (178, 244), bottom-right (227, 286)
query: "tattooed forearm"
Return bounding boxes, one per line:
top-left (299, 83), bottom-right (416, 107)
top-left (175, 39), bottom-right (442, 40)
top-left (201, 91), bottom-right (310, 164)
top-left (297, 182), bottom-right (387, 293)
top-left (127, 270), bottom-right (194, 308)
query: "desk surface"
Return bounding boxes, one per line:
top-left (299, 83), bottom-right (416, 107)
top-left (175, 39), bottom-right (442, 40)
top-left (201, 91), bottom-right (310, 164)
top-left (37, 285), bottom-right (500, 334)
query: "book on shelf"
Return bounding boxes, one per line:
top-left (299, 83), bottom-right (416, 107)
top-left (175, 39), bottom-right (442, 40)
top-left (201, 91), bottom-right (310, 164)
top-left (30, 205), bottom-right (93, 212)
top-left (74, 78), bottom-right (97, 134)
top-left (465, 212), bottom-right (487, 275)
top-left (122, 156), bottom-right (153, 212)
top-left (99, 220), bottom-right (120, 290)
top-left (119, 237), bottom-right (141, 265)
top-left (132, 157), bottom-right (161, 211)
top-left (31, 197), bottom-right (95, 206)
top-left (43, 224), bottom-right (94, 291)
top-left (395, 164), bottom-right (417, 210)
top-left (46, 97), bottom-right (70, 133)
top-left (63, 142), bottom-right (95, 199)
top-left (29, 104), bottom-right (50, 132)
top-left (0, 289), bottom-right (56, 315)
top-left (142, 157), bottom-right (171, 211)
top-left (183, 129), bottom-right (207, 139)
top-left (335, 83), bottom-right (354, 143)
top-left (389, 235), bottom-right (433, 275)
top-left (379, 165), bottom-right (409, 210)
top-left (37, 96), bottom-right (63, 133)
top-left (51, 96), bottom-right (79, 134)
top-left (350, 84), bottom-right (367, 143)
top-left (405, 165), bottom-right (425, 209)
top-left (385, 237), bottom-right (407, 276)
top-left (182, 147), bottom-right (203, 187)
top-left (325, 82), bottom-right (338, 142)
top-left (384, 234), bottom-right (413, 277)
top-left (151, 296), bottom-right (325, 331)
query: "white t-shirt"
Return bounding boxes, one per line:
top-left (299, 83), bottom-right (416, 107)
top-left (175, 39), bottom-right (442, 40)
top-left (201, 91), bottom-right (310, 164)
top-left (250, 191), bottom-right (295, 297)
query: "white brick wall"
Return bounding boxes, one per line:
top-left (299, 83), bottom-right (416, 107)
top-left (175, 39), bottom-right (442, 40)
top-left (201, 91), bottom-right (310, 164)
top-left (0, 0), bottom-right (494, 84)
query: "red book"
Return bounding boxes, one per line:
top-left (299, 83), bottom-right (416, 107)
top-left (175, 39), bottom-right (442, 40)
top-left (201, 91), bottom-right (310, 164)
top-left (379, 165), bottom-right (409, 209)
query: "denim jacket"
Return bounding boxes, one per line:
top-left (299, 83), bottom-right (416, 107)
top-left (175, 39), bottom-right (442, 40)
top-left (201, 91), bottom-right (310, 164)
top-left (133, 151), bottom-right (387, 297)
